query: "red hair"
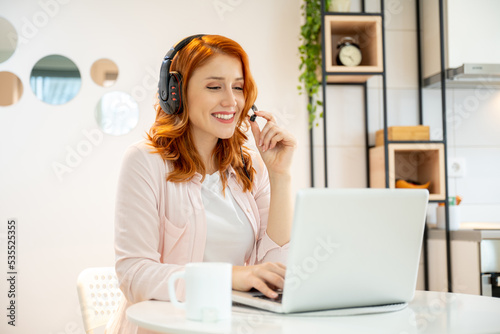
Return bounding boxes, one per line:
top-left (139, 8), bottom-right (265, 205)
top-left (147, 35), bottom-right (258, 192)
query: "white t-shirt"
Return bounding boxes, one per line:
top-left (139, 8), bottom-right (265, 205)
top-left (201, 172), bottom-right (255, 265)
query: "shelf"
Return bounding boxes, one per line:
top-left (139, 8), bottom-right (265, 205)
top-left (325, 74), bottom-right (376, 83)
top-left (324, 15), bottom-right (383, 79)
top-left (324, 12), bottom-right (383, 16)
top-left (369, 143), bottom-right (446, 201)
top-left (322, 72), bottom-right (384, 84)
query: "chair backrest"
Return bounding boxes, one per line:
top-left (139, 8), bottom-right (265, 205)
top-left (77, 267), bottom-right (122, 334)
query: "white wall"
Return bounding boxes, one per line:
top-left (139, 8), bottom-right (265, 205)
top-left (1, 0), bottom-right (499, 333)
top-left (0, 1), bottom-right (307, 333)
top-left (445, 89), bottom-right (500, 223)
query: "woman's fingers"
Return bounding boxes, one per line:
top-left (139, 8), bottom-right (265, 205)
top-left (259, 123), bottom-right (280, 151)
top-left (265, 262), bottom-right (287, 278)
top-left (232, 263), bottom-right (287, 299)
top-left (248, 109), bottom-right (296, 174)
top-left (249, 110), bottom-right (279, 151)
top-left (257, 121), bottom-right (285, 152)
top-left (253, 110), bottom-right (277, 123)
top-left (252, 275), bottom-right (284, 299)
top-left (252, 263), bottom-right (286, 298)
top-left (259, 263), bottom-right (286, 286)
top-left (251, 111), bottom-right (294, 152)
top-left (252, 277), bottom-right (280, 299)
top-left (268, 132), bottom-right (285, 151)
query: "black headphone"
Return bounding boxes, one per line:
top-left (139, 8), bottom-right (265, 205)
top-left (158, 34), bottom-right (206, 115)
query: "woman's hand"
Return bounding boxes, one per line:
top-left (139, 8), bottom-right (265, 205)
top-left (249, 110), bottom-right (296, 176)
top-left (232, 262), bottom-right (286, 299)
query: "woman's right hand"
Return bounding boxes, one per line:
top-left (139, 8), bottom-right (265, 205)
top-left (232, 262), bottom-right (286, 299)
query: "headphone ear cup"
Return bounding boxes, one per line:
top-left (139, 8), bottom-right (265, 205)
top-left (166, 71), bottom-right (183, 115)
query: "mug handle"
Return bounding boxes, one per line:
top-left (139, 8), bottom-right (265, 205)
top-left (168, 271), bottom-right (186, 310)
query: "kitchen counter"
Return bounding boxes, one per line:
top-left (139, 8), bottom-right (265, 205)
top-left (427, 228), bottom-right (500, 241)
top-left (426, 224), bottom-right (500, 296)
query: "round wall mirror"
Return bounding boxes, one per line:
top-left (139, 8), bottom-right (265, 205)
top-left (91, 58), bottom-right (119, 87)
top-left (0, 17), bottom-right (17, 63)
top-left (30, 54), bottom-right (81, 105)
top-left (0, 71), bottom-right (23, 106)
top-left (95, 91), bottom-right (139, 136)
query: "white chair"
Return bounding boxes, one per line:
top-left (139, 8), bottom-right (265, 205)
top-left (77, 267), bottom-right (122, 334)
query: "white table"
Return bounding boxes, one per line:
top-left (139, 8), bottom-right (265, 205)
top-left (127, 291), bottom-right (500, 333)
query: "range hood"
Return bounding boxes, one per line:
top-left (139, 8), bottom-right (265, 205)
top-left (424, 64), bottom-right (500, 89)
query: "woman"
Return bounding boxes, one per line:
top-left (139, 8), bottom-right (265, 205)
top-left (107, 34), bottom-right (296, 333)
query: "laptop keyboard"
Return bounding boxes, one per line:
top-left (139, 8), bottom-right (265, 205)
top-left (236, 289), bottom-right (408, 315)
top-left (255, 292), bottom-right (283, 303)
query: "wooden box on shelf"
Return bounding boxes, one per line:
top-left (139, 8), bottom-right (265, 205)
top-left (375, 125), bottom-right (430, 146)
top-left (369, 143), bottom-right (445, 201)
top-left (324, 15), bottom-right (383, 83)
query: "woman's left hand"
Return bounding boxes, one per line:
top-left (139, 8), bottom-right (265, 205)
top-left (249, 110), bottom-right (297, 175)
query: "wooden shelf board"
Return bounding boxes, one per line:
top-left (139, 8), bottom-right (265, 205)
top-left (327, 66), bottom-right (383, 73)
top-left (326, 75), bottom-right (373, 83)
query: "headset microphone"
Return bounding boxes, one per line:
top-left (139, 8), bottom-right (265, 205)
top-left (249, 104), bottom-right (258, 122)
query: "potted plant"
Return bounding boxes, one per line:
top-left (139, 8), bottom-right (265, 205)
top-left (298, 0), bottom-right (331, 128)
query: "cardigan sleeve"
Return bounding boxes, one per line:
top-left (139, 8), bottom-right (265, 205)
top-left (251, 152), bottom-right (290, 264)
top-left (114, 144), bottom-right (185, 304)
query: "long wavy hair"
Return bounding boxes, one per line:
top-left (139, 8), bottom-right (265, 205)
top-left (147, 35), bottom-right (258, 192)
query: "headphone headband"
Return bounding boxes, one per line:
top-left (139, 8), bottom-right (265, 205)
top-left (158, 34), bottom-right (206, 114)
top-left (164, 34), bottom-right (206, 63)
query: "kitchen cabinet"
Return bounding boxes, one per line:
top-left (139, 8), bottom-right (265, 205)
top-left (420, 0), bottom-right (500, 88)
top-left (427, 229), bottom-right (500, 296)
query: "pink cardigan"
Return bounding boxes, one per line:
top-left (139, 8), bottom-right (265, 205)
top-left (106, 141), bottom-right (289, 334)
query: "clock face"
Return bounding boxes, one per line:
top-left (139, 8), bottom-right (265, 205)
top-left (338, 45), bottom-right (362, 67)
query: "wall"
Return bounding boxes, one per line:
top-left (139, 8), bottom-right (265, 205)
top-left (0, 1), bottom-right (306, 333)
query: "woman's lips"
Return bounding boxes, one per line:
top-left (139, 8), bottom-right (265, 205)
top-left (212, 112), bottom-right (235, 123)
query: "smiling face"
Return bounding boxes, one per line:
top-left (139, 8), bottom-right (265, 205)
top-left (186, 53), bottom-right (245, 150)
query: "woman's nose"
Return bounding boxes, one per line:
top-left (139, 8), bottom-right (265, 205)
top-left (221, 88), bottom-right (237, 108)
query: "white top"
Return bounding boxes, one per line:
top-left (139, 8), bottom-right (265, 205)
top-left (107, 141), bottom-right (289, 334)
top-left (201, 172), bottom-right (254, 265)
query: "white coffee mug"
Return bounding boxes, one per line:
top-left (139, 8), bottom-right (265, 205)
top-left (168, 262), bottom-right (232, 322)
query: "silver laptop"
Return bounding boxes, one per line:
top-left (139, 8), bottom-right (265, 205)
top-left (232, 188), bottom-right (429, 315)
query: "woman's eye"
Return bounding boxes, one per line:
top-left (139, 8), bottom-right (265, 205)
top-left (233, 87), bottom-right (243, 91)
top-left (207, 86), bottom-right (221, 90)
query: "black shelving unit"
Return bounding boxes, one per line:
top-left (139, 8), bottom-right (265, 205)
top-left (309, 0), bottom-right (452, 292)
top-left (416, 0), bottom-right (453, 293)
top-left (311, 0), bottom-right (388, 189)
